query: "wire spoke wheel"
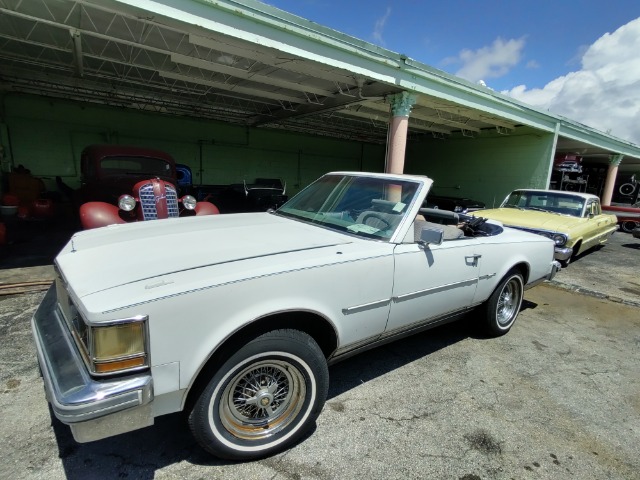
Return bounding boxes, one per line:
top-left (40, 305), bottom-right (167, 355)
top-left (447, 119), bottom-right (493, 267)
top-left (219, 360), bottom-right (306, 440)
top-left (484, 270), bottom-right (524, 336)
top-left (496, 278), bottom-right (521, 327)
top-left (189, 329), bottom-right (328, 460)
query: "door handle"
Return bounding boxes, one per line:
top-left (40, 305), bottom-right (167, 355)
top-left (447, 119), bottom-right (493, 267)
top-left (465, 254), bottom-right (482, 266)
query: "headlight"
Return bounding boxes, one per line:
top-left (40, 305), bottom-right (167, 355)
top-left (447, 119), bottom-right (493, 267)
top-left (181, 195), bottom-right (197, 210)
top-left (552, 234), bottom-right (567, 246)
top-left (89, 317), bottom-right (148, 375)
top-left (118, 194), bottom-right (137, 211)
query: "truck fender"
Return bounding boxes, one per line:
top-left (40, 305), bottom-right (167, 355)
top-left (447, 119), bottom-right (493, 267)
top-left (194, 201), bottom-right (220, 216)
top-left (79, 202), bottom-right (127, 230)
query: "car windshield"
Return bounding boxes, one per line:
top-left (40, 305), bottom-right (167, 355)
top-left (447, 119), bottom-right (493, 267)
top-left (276, 173), bottom-right (421, 240)
top-left (503, 191), bottom-right (585, 217)
top-left (100, 156), bottom-right (173, 177)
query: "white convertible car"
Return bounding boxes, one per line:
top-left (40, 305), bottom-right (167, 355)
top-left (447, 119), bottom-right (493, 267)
top-left (32, 171), bottom-right (560, 460)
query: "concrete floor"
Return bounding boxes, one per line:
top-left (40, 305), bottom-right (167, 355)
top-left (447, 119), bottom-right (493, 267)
top-left (0, 229), bottom-right (638, 480)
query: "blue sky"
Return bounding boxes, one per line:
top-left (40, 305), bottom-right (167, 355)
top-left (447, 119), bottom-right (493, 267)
top-left (261, 1), bottom-right (640, 145)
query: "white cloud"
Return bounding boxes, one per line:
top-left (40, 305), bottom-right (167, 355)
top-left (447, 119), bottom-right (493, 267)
top-left (525, 59), bottom-right (540, 69)
top-left (373, 7), bottom-right (391, 46)
top-left (503, 17), bottom-right (640, 145)
top-left (445, 37), bottom-right (526, 83)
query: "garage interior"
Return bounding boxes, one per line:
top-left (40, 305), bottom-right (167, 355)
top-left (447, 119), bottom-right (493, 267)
top-left (1, 0), bottom-right (640, 266)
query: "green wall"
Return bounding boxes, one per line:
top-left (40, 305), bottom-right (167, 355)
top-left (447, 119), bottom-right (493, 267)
top-left (405, 127), bottom-right (555, 208)
top-left (1, 94), bottom-right (558, 207)
top-left (1, 94), bottom-right (385, 196)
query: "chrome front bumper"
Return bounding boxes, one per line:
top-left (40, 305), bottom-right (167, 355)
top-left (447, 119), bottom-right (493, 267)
top-left (554, 246), bottom-right (573, 262)
top-left (31, 284), bottom-right (154, 443)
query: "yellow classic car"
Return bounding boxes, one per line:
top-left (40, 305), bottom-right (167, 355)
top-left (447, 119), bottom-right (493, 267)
top-left (476, 189), bottom-right (618, 266)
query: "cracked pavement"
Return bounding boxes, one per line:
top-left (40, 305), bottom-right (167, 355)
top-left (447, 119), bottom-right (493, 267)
top-left (0, 232), bottom-right (638, 479)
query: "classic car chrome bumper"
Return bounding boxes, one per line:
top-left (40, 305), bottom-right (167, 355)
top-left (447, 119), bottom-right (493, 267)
top-left (526, 260), bottom-right (562, 289)
top-left (31, 284), bottom-right (154, 443)
top-left (547, 260), bottom-right (562, 280)
top-left (554, 246), bottom-right (573, 262)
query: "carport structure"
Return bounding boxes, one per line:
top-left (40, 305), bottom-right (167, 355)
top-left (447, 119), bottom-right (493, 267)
top-left (1, 0), bottom-right (639, 206)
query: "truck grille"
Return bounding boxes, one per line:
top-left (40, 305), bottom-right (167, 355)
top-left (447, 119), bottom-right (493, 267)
top-left (138, 182), bottom-right (180, 220)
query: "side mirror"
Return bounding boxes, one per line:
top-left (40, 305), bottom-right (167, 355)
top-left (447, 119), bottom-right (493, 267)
top-left (419, 226), bottom-right (444, 246)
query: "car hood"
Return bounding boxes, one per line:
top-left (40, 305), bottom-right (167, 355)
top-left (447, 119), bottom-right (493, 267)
top-left (476, 208), bottom-right (580, 231)
top-left (56, 213), bottom-right (353, 298)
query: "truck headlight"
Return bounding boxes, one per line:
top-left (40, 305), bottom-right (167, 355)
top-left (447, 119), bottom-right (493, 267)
top-left (181, 195), bottom-right (197, 210)
top-left (118, 194), bottom-right (137, 212)
top-left (89, 317), bottom-right (148, 374)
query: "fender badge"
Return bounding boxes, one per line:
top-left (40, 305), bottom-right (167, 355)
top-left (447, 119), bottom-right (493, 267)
top-left (145, 280), bottom-right (174, 289)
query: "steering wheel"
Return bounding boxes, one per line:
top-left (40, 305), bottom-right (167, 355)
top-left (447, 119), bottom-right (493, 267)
top-left (360, 212), bottom-right (392, 230)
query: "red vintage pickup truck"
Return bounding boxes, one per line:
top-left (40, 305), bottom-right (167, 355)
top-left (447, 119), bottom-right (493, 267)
top-left (78, 145), bottom-right (219, 229)
top-left (602, 201), bottom-right (640, 233)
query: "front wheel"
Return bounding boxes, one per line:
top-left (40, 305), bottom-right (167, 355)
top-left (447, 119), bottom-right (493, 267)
top-left (483, 270), bottom-right (524, 336)
top-left (188, 329), bottom-right (329, 460)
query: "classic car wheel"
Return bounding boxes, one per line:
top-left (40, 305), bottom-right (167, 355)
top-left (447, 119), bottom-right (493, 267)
top-left (188, 329), bottom-right (329, 460)
top-left (620, 221), bottom-right (639, 233)
top-left (483, 270), bottom-right (524, 336)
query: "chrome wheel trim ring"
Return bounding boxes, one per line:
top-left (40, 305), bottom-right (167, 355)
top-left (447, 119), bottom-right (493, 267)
top-left (497, 277), bottom-right (521, 327)
top-left (219, 359), bottom-right (306, 441)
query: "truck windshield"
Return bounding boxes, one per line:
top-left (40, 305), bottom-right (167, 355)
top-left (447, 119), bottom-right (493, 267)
top-left (100, 156), bottom-right (173, 177)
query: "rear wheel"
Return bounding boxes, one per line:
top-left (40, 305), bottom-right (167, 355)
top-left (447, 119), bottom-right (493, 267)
top-left (188, 329), bottom-right (329, 460)
top-left (620, 221), bottom-right (639, 233)
top-left (483, 270), bottom-right (524, 336)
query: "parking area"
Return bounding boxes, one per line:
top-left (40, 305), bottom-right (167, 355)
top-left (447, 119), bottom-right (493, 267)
top-left (0, 232), bottom-right (638, 480)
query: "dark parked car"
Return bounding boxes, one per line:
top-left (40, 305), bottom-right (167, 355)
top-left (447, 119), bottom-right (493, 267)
top-left (424, 194), bottom-right (485, 213)
top-left (78, 145), bottom-right (218, 229)
top-left (175, 164), bottom-right (288, 214)
top-left (221, 178), bottom-right (288, 213)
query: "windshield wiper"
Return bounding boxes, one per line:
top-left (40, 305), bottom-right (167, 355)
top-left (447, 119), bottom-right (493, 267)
top-left (526, 207), bottom-right (554, 213)
top-left (503, 204), bottom-right (524, 210)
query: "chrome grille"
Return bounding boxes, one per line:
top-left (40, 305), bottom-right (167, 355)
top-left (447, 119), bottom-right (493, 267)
top-left (138, 182), bottom-right (180, 220)
top-left (165, 185), bottom-right (179, 217)
top-left (139, 183), bottom-right (158, 220)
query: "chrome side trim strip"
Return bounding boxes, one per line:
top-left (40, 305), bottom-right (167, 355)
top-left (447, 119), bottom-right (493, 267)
top-left (479, 273), bottom-right (496, 280)
top-left (102, 253), bottom-right (393, 313)
top-left (392, 278), bottom-right (477, 302)
top-left (342, 299), bottom-right (391, 315)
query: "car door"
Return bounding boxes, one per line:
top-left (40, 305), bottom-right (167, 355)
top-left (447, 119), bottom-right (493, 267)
top-left (583, 200), bottom-right (615, 248)
top-left (385, 237), bottom-right (480, 336)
